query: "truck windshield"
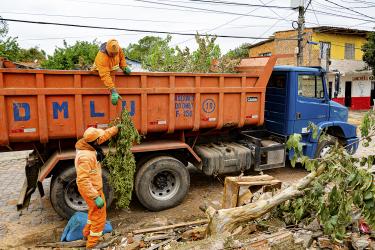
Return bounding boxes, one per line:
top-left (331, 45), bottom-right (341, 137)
top-left (298, 75), bottom-right (324, 99)
top-left (268, 74), bottom-right (286, 89)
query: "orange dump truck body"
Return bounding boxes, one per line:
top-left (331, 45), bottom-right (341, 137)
top-left (0, 56), bottom-right (277, 147)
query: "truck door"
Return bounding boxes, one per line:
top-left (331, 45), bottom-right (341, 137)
top-left (294, 73), bottom-right (329, 134)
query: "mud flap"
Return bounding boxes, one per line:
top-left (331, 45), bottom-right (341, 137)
top-left (17, 152), bottom-right (44, 211)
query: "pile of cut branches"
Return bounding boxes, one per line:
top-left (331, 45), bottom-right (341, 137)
top-left (104, 109), bottom-right (141, 208)
top-left (202, 112), bottom-right (375, 244)
top-left (276, 124), bottom-right (375, 241)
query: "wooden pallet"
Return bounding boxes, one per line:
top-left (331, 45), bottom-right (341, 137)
top-left (222, 175), bottom-right (282, 209)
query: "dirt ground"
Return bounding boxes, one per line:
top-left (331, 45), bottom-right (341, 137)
top-left (0, 111), bottom-right (369, 249)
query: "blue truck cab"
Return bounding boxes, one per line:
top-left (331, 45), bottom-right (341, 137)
top-left (265, 66), bottom-right (359, 158)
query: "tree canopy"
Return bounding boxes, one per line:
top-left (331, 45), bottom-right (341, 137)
top-left (125, 36), bottom-right (165, 62)
top-left (0, 19), bottom-right (46, 63)
top-left (126, 34), bottom-right (238, 73)
top-left (41, 40), bottom-right (99, 70)
top-left (362, 32), bottom-right (375, 76)
top-left (225, 43), bottom-right (251, 59)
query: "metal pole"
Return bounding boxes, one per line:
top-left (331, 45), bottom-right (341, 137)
top-left (297, 5), bottom-right (305, 66)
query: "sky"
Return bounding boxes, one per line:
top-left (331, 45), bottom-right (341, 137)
top-left (1, 0), bottom-right (375, 55)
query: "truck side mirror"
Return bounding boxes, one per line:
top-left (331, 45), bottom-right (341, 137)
top-left (334, 72), bottom-right (340, 98)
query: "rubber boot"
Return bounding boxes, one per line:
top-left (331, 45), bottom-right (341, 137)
top-left (86, 235), bottom-right (100, 249)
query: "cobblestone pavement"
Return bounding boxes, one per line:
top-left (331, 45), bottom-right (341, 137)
top-left (0, 110), bottom-right (372, 248)
top-left (0, 151), bottom-right (64, 248)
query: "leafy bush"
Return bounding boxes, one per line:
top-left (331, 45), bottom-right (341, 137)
top-left (363, 32), bottom-right (375, 76)
top-left (276, 117), bottom-right (375, 241)
top-left (104, 109), bottom-right (140, 208)
top-left (0, 37), bottom-right (45, 63)
top-left (126, 33), bottom-right (239, 73)
top-left (41, 40), bottom-right (99, 70)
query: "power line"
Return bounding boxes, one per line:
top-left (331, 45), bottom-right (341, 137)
top-left (250, 10), bottom-right (296, 45)
top-left (132, 0), bottom-right (294, 21)
top-left (64, 0), bottom-right (374, 24)
top-left (0, 11), bottom-right (205, 25)
top-left (324, 0), bottom-right (375, 20)
top-left (65, 0), bottom-right (291, 21)
top-left (313, 1), bottom-right (373, 19)
top-left (310, 2), bottom-right (320, 26)
top-left (0, 18), bottom-right (299, 40)
top-left (304, 0), bottom-right (312, 12)
top-left (341, 0), bottom-right (375, 7)
top-left (306, 9), bottom-right (375, 22)
top-left (248, 0), bottom-right (295, 45)
top-left (19, 33), bottom-right (140, 41)
top-left (63, 0), bottom-right (213, 15)
top-left (0, 11), bottom-right (294, 30)
top-left (171, 0), bottom-right (285, 46)
top-left (157, 0), bottom-right (292, 9)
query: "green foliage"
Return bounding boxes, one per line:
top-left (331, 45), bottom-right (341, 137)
top-left (125, 36), bottom-right (164, 62)
top-left (0, 19), bottom-right (45, 63)
top-left (0, 37), bottom-right (21, 61)
top-left (19, 47), bottom-right (46, 62)
top-left (277, 114), bottom-right (375, 241)
top-left (0, 17), bottom-right (8, 38)
top-left (41, 40), bottom-right (99, 70)
top-left (128, 33), bottom-right (238, 73)
top-left (190, 34), bottom-right (221, 73)
top-left (225, 43), bottom-right (251, 59)
top-left (104, 109), bottom-right (140, 208)
top-left (0, 36), bottom-right (46, 63)
top-left (360, 110), bottom-right (375, 147)
top-left (362, 32), bottom-right (375, 76)
top-left (141, 35), bottom-right (179, 72)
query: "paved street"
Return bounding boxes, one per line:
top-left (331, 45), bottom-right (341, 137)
top-left (0, 110), bottom-right (372, 248)
top-left (0, 151), bottom-right (64, 248)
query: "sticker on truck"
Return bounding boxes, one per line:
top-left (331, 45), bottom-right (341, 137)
top-left (11, 128), bottom-right (37, 133)
top-left (247, 97), bottom-right (258, 102)
top-left (202, 99), bottom-right (215, 113)
top-left (245, 114), bottom-right (259, 119)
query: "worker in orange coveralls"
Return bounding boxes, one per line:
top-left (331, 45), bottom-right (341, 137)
top-left (75, 126), bottom-right (119, 249)
top-left (92, 39), bottom-right (131, 106)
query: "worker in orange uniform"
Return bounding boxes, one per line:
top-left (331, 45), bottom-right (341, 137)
top-left (92, 39), bottom-right (131, 106)
top-left (75, 126), bottom-right (119, 249)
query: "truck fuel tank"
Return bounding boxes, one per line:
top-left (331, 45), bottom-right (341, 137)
top-left (194, 142), bottom-right (252, 175)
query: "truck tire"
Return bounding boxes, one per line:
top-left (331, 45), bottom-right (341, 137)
top-left (315, 139), bottom-right (335, 158)
top-left (50, 165), bottom-right (114, 219)
top-left (135, 156), bottom-right (190, 211)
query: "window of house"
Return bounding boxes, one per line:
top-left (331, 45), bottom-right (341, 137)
top-left (345, 43), bottom-right (355, 59)
top-left (319, 42), bottom-right (331, 59)
top-left (259, 52), bottom-right (272, 57)
top-left (298, 75), bottom-right (324, 99)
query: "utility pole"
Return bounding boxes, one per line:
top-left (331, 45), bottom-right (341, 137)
top-left (297, 4), bottom-right (305, 66)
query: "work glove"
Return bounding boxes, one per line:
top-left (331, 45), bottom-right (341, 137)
top-left (110, 89), bottom-right (122, 106)
top-left (94, 196), bottom-right (105, 209)
top-left (123, 66), bottom-right (131, 75)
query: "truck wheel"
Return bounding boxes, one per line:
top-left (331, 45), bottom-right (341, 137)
top-left (135, 156), bottom-right (190, 211)
top-left (50, 165), bottom-right (114, 219)
top-left (315, 139), bottom-right (335, 158)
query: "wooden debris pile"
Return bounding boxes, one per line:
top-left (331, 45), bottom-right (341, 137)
top-left (37, 174), bottom-right (375, 249)
top-left (116, 219), bottom-right (208, 250)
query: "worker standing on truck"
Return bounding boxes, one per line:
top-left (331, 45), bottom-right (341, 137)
top-left (92, 39), bottom-right (132, 106)
top-left (74, 126), bottom-right (118, 249)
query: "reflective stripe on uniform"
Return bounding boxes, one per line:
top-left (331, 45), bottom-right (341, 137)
top-left (89, 169), bottom-right (98, 174)
top-left (90, 230), bottom-right (103, 237)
